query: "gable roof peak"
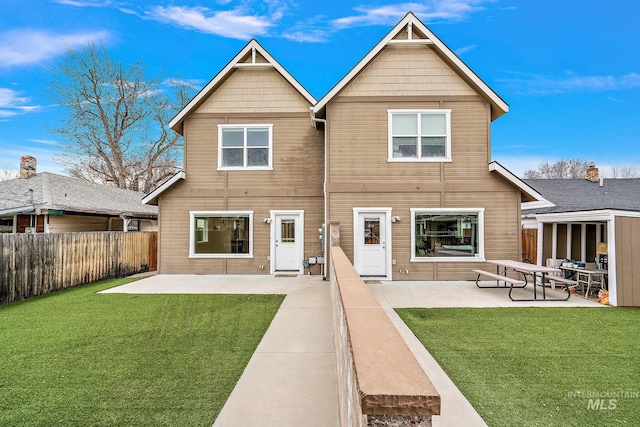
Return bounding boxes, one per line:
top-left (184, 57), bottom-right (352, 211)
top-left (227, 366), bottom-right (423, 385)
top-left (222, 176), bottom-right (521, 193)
top-left (169, 38), bottom-right (316, 134)
top-left (313, 12), bottom-right (508, 120)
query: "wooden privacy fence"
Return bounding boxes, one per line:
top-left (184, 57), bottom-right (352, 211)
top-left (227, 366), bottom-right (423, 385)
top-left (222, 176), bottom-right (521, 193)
top-left (521, 228), bottom-right (538, 264)
top-left (0, 231), bottom-right (157, 305)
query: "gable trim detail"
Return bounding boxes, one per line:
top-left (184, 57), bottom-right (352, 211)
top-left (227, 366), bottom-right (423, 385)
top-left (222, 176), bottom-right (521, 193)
top-left (169, 40), bottom-right (316, 135)
top-left (313, 12), bottom-right (508, 120)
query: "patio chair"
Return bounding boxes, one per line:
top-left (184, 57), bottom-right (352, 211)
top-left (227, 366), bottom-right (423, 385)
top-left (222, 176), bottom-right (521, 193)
top-left (546, 258), bottom-right (565, 290)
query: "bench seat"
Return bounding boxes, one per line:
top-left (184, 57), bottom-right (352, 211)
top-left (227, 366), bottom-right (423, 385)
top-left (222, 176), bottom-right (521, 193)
top-left (473, 269), bottom-right (525, 286)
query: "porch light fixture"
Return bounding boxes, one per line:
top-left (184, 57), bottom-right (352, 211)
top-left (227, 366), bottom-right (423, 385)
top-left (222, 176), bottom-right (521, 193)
top-left (263, 218), bottom-right (272, 224)
top-left (596, 242), bottom-right (608, 255)
top-left (391, 216), bottom-right (401, 222)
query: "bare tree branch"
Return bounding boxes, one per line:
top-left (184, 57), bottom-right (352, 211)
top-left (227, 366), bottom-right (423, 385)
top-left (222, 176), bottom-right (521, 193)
top-left (46, 42), bottom-right (194, 192)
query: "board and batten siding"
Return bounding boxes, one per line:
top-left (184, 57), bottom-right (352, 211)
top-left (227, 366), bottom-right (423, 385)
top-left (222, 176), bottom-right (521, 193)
top-left (156, 64), bottom-right (324, 274)
top-left (615, 216), bottom-right (640, 307)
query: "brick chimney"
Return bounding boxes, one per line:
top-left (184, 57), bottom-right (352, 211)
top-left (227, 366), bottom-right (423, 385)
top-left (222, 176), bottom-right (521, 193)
top-left (19, 156), bottom-right (37, 179)
top-left (586, 162), bottom-right (599, 182)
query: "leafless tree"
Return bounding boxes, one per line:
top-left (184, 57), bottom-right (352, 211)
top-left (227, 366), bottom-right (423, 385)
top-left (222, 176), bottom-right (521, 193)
top-left (0, 163), bottom-right (18, 181)
top-left (46, 43), bottom-right (195, 193)
top-left (605, 165), bottom-right (639, 178)
top-left (522, 159), bottom-right (590, 179)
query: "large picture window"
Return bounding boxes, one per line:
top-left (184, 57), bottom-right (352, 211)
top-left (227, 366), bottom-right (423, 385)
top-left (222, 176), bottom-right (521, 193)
top-left (190, 211), bottom-right (253, 258)
top-left (411, 208), bottom-right (484, 261)
top-left (388, 110), bottom-right (451, 162)
top-left (218, 125), bottom-right (273, 170)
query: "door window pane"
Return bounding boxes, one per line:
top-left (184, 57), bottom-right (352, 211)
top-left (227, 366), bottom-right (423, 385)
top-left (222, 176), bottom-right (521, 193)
top-left (364, 218), bottom-right (380, 245)
top-left (281, 219), bottom-right (295, 243)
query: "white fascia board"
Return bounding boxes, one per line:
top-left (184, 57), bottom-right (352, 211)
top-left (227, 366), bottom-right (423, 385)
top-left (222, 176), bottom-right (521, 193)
top-left (535, 210), bottom-right (616, 223)
top-left (489, 161), bottom-right (542, 202)
top-left (313, 12), bottom-right (509, 117)
top-left (142, 171), bottom-right (186, 205)
top-left (522, 199), bottom-right (556, 211)
top-left (170, 40), bottom-right (316, 133)
top-left (536, 209), bottom-right (640, 223)
top-left (0, 205), bottom-right (35, 216)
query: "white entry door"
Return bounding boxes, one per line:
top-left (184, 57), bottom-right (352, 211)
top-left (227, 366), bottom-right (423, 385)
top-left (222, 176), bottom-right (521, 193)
top-left (273, 212), bottom-right (304, 273)
top-left (354, 210), bottom-right (389, 277)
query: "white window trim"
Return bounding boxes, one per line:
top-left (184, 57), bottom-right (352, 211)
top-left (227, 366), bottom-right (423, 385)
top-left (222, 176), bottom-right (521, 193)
top-left (189, 211), bottom-right (254, 258)
top-left (410, 208), bottom-right (484, 262)
top-left (387, 109), bottom-right (452, 163)
top-left (217, 124), bottom-right (273, 170)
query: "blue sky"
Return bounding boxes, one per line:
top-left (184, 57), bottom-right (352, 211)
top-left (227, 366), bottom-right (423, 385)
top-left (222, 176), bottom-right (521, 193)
top-left (1, 0), bottom-right (639, 178)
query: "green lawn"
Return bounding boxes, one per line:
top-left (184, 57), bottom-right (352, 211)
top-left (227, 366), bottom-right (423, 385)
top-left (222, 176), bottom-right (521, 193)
top-left (0, 278), bottom-right (284, 426)
top-left (397, 307), bottom-right (640, 427)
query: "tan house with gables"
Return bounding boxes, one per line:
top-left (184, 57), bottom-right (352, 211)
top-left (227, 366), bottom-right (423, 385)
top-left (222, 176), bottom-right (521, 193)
top-left (144, 12), bottom-right (541, 279)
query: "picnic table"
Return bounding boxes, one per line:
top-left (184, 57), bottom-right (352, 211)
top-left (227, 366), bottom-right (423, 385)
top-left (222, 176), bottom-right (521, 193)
top-left (474, 259), bottom-right (572, 302)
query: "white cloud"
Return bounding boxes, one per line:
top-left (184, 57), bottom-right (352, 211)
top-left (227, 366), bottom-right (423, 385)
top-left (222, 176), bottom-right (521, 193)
top-left (0, 88), bottom-right (41, 117)
top-left (0, 29), bottom-right (110, 68)
top-left (498, 71), bottom-right (640, 94)
top-left (52, 0), bottom-right (114, 6)
top-left (331, 0), bottom-right (495, 29)
top-left (455, 44), bottom-right (476, 55)
top-left (147, 6), bottom-right (275, 40)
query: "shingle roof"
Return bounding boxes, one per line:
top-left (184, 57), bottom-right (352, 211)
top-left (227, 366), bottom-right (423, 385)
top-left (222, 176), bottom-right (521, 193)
top-left (523, 178), bottom-right (640, 214)
top-left (0, 172), bottom-right (157, 217)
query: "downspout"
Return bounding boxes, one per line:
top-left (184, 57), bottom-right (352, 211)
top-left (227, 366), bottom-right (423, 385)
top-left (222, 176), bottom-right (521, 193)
top-left (310, 108), bottom-right (327, 279)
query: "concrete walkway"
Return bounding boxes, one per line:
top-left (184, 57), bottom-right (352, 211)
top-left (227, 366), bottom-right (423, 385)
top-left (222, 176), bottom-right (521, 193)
top-left (102, 275), bottom-right (603, 427)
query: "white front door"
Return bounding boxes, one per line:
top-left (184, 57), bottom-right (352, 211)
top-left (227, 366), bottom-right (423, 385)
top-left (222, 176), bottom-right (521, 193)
top-left (354, 210), bottom-right (390, 277)
top-left (273, 211), bottom-right (304, 273)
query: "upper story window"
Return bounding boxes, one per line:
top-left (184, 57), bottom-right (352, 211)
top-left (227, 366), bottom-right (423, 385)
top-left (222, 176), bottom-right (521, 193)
top-left (388, 110), bottom-right (451, 162)
top-left (218, 125), bottom-right (273, 170)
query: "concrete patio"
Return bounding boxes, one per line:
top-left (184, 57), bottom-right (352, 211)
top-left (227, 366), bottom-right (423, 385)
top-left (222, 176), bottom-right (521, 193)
top-left (102, 275), bottom-right (603, 426)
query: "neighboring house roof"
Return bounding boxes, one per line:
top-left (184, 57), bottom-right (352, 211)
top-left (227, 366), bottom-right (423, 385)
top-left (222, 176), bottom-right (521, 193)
top-left (312, 11), bottom-right (509, 121)
top-left (169, 39), bottom-right (317, 135)
top-left (522, 178), bottom-right (640, 215)
top-left (0, 172), bottom-right (157, 217)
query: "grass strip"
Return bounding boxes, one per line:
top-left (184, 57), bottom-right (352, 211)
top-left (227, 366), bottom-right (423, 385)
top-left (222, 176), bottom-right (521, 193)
top-left (0, 278), bottom-right (284, 426)
top-left (397, 307), bottom-right (640, 427)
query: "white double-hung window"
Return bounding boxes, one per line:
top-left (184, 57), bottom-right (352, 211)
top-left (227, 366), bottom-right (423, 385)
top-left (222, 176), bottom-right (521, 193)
top-left (218, 124), bottom-right (273, 170)
top-left (388, 110), bottom-right (451, 162)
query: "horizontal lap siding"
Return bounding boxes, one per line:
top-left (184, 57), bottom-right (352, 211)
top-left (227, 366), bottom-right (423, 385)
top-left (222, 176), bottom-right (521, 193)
top-left (158, 196), bottom-right (322, 274)
top-left (340, 45), bottom-right (477, 97)
top-left (48, 215), bottom-right (110, 232)
top-left (158, 65), bottom-right (323, 274)
top-left (328, 100), bottom-right (489, 183)
top-left (329, 190), bottom-right (520, 280)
